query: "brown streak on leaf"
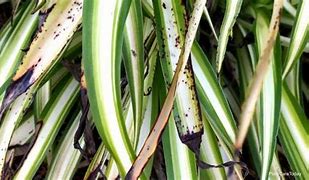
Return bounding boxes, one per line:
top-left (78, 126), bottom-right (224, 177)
top-left (125, 0), bottom-right (206, 178)
top-left (235, 0), bottom-right (283, 150)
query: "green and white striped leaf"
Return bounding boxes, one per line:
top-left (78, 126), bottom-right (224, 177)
top-left (0, 0), bottom-right (38, 94)
top-left (203, 6), bottom-right (218, 41)
top-left (46, 111), bottom-right (84, 180)
top-left (34, 81), bottom-right (51, 119)
top-left (0, 3), bottom-right (26, 51)
top-left (126, 0), bottom-right (207, 177)
top-left (285, 61), bottom-right (301, 101)
top-left (14, 76), bottom-right (79, 179)
top-left (199, 111), bottom-right (226, 179)
top-left (191, 42), bottom-right (237, 153)
top-left (134, 41), bottom-right (158, 178)
top-left (123, 0), bottom-right (144, 147)
top-left (9, 115), bottom-right (35, 147)
top-left (12, 0), bottom-right (82, 84)
top-left (133, 38), bottom-right (158, 151)
top-left (0, 61), bottom-right (71, 177)
top-left (283, 0), bottom-right (296, 17)
top-left (155, 68), bottom-right (198, 180)
top-left (83, 0), bottom-right (136, 177)
top-left (0, 0), bottom-right (83, 120)
top-left (280, 36), bottom-right (309, 53)
top-left (0, 22), bottom-right (11, 51)
top-left (279, 84), bottom-right (309, 178)
top-left (216, 0), bottom-right (243, 72)
top-left (254, 10), bottom-right (282, 179)
top-left (142, 0), bottom-right (153, 18)
top-left (0, 30), bottom-right (81, 176)
top-left (0, 86), bottom-right (35, 177)
top-left (152, 0), bottom-right (203, 146)
top-left (235, 24), bottom-right (283, 178)
top-left (191, 42), bottom-right (243, 178)
top-left (283, 0), bottom-right (309, 78)
top-left (162, 115), bottom-right (198, 180)
top-left (84, 143), bottom-right (108, 180)
top-left (84, 44), bottom-right (157, 178)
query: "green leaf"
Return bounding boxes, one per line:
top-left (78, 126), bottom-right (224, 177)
top-left (34, 81), bottom-right (50, 119)
top-left (235, 4), bottom-right (283, 179)
top-left (83, 0), bottom-right (136, 177)
top-left (191, 42), bottom-right (243, 178)
top-left (152, 0), bottom-right (203, 147)
top-left (0, 0), bottom-right (38, 94)
top-left (192, 42), bottom-right (237, 152)
top-left (283, 0), bottom-right (309, 78)
top-left (153, 65), bottom-right (198, 180)
top-left (162, 115), bottom-right (198, 180)
top-left (254, 10), bottom-right (282, 179)
top-left (142, 0), bottom-right (154, 18)
top-left (126, 0), bottom-right (206, 178)
top-left (0, 0), bottom-right (83, 119)
top-left (46, 111), bottom-right (84, 180)
top-left (236, 23), bottom-right (283, 178)
top-left (216, 0), bottom-right (243, 72)
top-left (136, 40), bottom-right (158, 154)
top-left (12, 0), bottom-right (82, 85)
top-left (279, 84), bottom-right (309, 178)
top-left (123, 0), bottom-right (144, 147)
top-left (199, 111), bottom-right (226, 179)
top-left (9, 115), bottom-right (35, 147)
top-left (0, 86), bottom-right (35, 177)
top-left (203, 6), bottom-right (218, 41)
top-left (14, 76), bottom-right (79, 179)
top-left (285, 61), bottom-right (301, 101)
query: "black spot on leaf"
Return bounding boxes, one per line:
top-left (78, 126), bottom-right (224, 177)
top-left (131, 49), bottom-right (137, 57)
top-left (162, 3), bottom-right (166, 9)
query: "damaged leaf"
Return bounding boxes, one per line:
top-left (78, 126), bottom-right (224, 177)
top-left (125, 0), bottom-right (206, 179)
top-left (0, 0), bottom-right (82, 121)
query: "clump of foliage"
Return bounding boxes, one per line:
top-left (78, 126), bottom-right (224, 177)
top-left (0, 0), bottom-right (308, 179)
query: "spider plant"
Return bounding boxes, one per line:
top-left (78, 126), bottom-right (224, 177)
top-left (0, 0), bottom-right (308, 179)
